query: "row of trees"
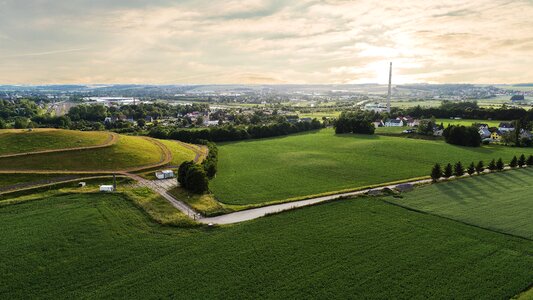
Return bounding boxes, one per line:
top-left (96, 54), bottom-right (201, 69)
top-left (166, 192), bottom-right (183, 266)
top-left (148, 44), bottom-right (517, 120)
top-left (334, 111), bottom-right (375, 134)
top-left (430, 154), bottom-right (533, 181)
top-left (149, 120), bottom-right (323, 143)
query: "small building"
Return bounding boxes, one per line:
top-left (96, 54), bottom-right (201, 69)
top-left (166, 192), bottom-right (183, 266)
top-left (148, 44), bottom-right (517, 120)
top-left (519, 129), bottom-right (533, 140)
top-left (384, 119), bottom-right (404, 127)
top-left (99, 185), bottom-right (114, 192)
top-left (78, 182), bottom-right (86, 187)
top-left (498, 122), bottom-right (515, 133)
top-left (373, 120), bottom-right (384, 128)
top-left (155, 170), bottom-right (175, 180)
top-left (478, 128), bottom-right (491, 139)
top-left (491, 130), bottom-right (502, 141)
top-left (299, 117), bottom-right (312, 123)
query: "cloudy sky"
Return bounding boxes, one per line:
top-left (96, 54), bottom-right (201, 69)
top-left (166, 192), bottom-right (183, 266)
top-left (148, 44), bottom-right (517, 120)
top-left (0, 0), bottom-right (532, 84)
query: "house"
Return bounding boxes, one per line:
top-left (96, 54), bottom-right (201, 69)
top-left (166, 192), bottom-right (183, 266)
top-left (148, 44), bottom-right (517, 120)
top-left (155, 170), bottom-right (174, 180)
top-left (519, 129), bottom-right (533, 140)
top-left (145, 116), bottom-right (154, 122)
top-left (364, 102), bottom-right (388, 112)
top-left (406, 118), bottom-right (420, 127)
top-left (206, 120), bottom-right (220, 126)
top-left (491, 130), bottom-right (502, 141)
top-left (477, 123), bottom-right (489, 129)
top-left (478, 127), bottom-right (491, 139)
top-left (498, 122), bottom-right (515, 133)
top-left (433, 128), bottom-right (444, 136)
top-left (299, 117), bottom-right (312, 123)
top-left (373, 120), bottom-right (384, 128)
top-left (99, 185), bottom-right (114, 192)
top-left (384, 119), bottom-right (404, 127)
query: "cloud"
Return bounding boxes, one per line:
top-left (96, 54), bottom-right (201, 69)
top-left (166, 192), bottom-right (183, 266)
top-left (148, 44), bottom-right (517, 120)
top-left (0, 0), bottom-right (532, 84)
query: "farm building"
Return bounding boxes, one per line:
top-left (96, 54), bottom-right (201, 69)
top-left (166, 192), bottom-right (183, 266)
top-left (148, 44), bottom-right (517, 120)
top-left (156, 170), bottom-right (175, 180)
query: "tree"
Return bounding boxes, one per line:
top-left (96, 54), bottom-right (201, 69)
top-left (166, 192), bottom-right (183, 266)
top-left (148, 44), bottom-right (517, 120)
top-left (178, 161), bottom-right (194, 186)
top-left (527, 155), bottom-right (533, 166)
top-left (417, 119), bottom-right (435, 136)
top-left (0, 119), bottom-right (6, 129)
top-left (430, 163), bottom-right (442, 182)
top-left (443, 163), bottom-right (453, 178)
top-left (453, 161), bottom-right (464, 177)
top-left (518, 154), bottom-right (526, 167)
top-left (442, 125), bottom-right (481, 147)
top-left (14, 117), bottom-right (29, 129)
top-left (488, 159), bottom-right (497, 171)
top-left (496, 158), bottom-right (505, 171)
top-left (184, 165), bottom-right (209, 194)
top-left (467, 162), bottom-right (475, 175)
top-left (509, 156), bottom-right (518, 168)
top-left (137, 119), bottom-right (146, 128)
top-left (475, 161), bottom-right (484, 174)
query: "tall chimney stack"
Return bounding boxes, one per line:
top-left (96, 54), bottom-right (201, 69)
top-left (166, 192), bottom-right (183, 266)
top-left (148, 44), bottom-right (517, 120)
top-left (387, 62), bottom-right (392, 113)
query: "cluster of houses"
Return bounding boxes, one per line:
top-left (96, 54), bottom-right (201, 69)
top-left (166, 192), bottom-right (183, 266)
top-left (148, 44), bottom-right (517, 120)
top-left (373, 116), bottom-right (420, 128)
top-left (477, 122), bottom-right (532, 143)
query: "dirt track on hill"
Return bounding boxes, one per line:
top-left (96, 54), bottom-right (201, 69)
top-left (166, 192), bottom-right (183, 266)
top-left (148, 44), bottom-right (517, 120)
top-left (0, 132), bottom-right (119, 159)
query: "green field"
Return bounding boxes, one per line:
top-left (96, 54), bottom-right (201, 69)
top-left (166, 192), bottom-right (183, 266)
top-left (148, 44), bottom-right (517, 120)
top-left (0, 173), bottom-right (77, 190)
top-left (159, 139), bottom-right (197, 166)
top-left (0, 135), bottom-right (162, 171)
top-left (0, 129), bottom-right (110, 155)
top-left (389, 167), bottom-right (533, 239)
top-left (0, 191), bottom-right (531, 298)
top-left (211, 128), bottom-right (533, 205)
top-left (435, 118), bottom-right (502, 127)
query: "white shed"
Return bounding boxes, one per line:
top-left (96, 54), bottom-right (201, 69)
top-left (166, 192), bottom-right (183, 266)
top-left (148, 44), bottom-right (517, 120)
top-left (155, 170), bottom-right (175, 180)
top-left (99, 185), bottom-right (114, 192)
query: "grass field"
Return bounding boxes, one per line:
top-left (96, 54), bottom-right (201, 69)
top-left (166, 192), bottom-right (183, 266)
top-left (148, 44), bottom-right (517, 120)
top-left (158, 139), bottom-right (197, 166)
top-left (388, 167), bottom-right (533, 239)
top-left (435, 118), bottom-right (502, 127)
top-left (211, 128), bottom-right (533, 205)
top-left (0, 135), bottom-right (162, 171)
top-left (0, 192), bottom-right (531, 298)
top-left (0, 129), bottom-right (110, 155)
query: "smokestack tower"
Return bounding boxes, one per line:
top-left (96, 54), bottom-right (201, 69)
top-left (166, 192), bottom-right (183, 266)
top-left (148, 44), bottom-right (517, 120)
top-left (387, 62), bottom-right (392, 113)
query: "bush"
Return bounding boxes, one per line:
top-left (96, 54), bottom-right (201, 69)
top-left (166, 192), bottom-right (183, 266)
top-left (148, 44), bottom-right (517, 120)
top-left (475, 161), bottom-right (484, 174)
top-left (488, 159), bottom-right (497, 171)
top-left (496, 158), bottom-right (505, 171)
top-left (453, 162), bottom-right (464, 177)
top-left (518, 154), bottom-right (526, 167)
top-left (527, 155), bottom-right (533, 166)
top-left (430, 163), bottom-right (442, 182)
top-left (199, 141), bottom-right (218, 179)
top-left (443, 163), bottom-right (453, 178)
top-left (467, 162), bottom-right (475, 175)
top-left (509, 156), bottom-right (518, 168)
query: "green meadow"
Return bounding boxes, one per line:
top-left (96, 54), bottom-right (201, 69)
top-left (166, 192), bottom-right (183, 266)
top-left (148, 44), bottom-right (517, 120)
top-left (0, 192), bottom-right (531, 299)
top-left (211, 128), bottom-right (533, 205)
top-left (388, 167), bottom-right (533, 239)
top-left (0, 129), bottom-right (110, 155)
top-left (0, 135), bottom-right (162, 171)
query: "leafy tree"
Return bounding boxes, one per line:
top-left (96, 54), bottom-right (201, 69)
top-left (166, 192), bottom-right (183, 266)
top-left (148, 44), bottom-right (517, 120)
top-left (178, 161), bottom-right (194, 186)
top-left (137, 119), bottom-right (146, 128)
top-left (443, 163), bottom-right (453, 178)
top-left (488, 159), bottom-right (497, 171)
top-left (184, 165), bottom-right (209, 194)
top-left (442, 125), bottom-right (481, 147)
top-left (527, 155), bottom-right (533, 166)
top-left (0, 119), bottom-right (6, 129)
top-left (467, 162), bottom-right (475, 175)
top-left (496, 158), bottom-right (505, 171)
top-left (475, 161), bottom-right (485, 174)
top-left (509, 156), bottom-right (518, 168)
top-left (334, 111), bottom-right (375, 135)
top-left (430, 163), bottom-right (442, 182)
top-left (417, 119), bottom-right (435, 136)
top-left (453, 161), bottom-right (464, 177)
top-left (14, 117), bottom-right (29, 129)
top-left (518, 154), bottom-right (526, 167)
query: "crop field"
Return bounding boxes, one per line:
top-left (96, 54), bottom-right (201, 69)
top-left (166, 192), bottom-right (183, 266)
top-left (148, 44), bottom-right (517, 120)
top-left (0, 135), bottom-right (163, 171)
top-left (388, 167), bottom-right (533, 239)
top-left (0, 173), bottom-right (77, 190)
top-left (211, 128), bottom-right (533, 205)
top-left (0, 192), bottom-right (531, 299)
top-left (0, 129), bottom-right (110, 155)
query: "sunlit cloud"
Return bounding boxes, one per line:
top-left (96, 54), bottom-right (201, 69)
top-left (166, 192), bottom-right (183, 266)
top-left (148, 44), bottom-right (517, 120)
top-left (0, 0), bottom-right (531, 84)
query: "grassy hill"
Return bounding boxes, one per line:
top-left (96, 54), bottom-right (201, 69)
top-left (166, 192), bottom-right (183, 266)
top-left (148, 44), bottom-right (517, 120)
top-left (388, 167), bottom-right (533, 239)
top-left (211, 128), bottom-right (533, 205)
top-left (0, 135), bottom-right (163, 171)
top-left (0, 192), bottom-right (531, 298)
top-left (0, 129), bottom-right (111, 155)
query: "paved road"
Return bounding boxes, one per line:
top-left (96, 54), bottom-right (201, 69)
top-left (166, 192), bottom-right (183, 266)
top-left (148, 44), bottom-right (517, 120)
top-left (0, 132), bottom-right (118, 159)
top-left (199, 179), bottom-right (432, 225)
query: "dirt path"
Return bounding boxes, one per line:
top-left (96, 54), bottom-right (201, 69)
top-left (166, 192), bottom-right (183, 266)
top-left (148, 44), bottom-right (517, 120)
top-left (174, 141), bottom-right (208, 163)
top-left (0, 132), bottom-right (119, 159)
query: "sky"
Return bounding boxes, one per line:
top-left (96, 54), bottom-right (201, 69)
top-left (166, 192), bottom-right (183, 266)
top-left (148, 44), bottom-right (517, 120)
top-left (0, 0), bottom-right (532, 85)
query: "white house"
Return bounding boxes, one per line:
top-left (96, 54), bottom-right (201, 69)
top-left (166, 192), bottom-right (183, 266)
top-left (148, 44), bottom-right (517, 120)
top-left (373, 120), bottom-right (384, 128)
top-left (498, 122), bottom-right (515, 133)
top-left (99, 185), bottom-right (114, 192)
top-left (384, 119), bottom-right (404, 127)
top-left (364, 102), bottom-right (388, 113)
top-left (478, 128), bottom-right (491, 139)
top-left (155, 170), bottom-right (175, 180)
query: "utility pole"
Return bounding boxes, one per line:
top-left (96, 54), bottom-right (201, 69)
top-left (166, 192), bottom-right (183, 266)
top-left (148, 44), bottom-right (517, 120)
top-left (387, 62), bottom-right (392, 113)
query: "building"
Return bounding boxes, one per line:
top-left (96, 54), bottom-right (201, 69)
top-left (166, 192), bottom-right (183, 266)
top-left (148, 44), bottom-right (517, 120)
top-left (491, 130), bottom-right (502, 141)
top-left (364, 102), bottom-right (388, 113)
top-left (99, 185), bottom-right (114, 192)
top-left (498, 122), bottom-right (515, 133)
top-left (384, 119), bottom-right (404, 127)
top-left (478, 127), bottom-right (491, 139)
top-left (373, 120), bottom-right (384, 128)
top-left (155, 170), bottom-right (175, 180)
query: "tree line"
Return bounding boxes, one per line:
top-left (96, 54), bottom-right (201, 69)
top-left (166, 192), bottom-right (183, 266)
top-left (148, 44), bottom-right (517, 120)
top-left (334, 111), bottom-right (375, 134)
top-left (430, 154), bottom-right (533, 181)
top-left (178, 141), bottom-right (219, 194)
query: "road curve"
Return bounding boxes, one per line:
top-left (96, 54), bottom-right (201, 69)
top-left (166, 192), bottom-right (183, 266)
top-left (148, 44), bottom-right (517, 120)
top-left (0, 132), bottom-right (119, 159)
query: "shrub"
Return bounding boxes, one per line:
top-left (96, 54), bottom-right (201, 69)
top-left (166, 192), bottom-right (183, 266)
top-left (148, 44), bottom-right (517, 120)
top-left (453, 162), bottom-right (464, 177)
top-left (496, 158), bottom-right (505, 171)
top-left (518, 154), bottom-right (526, 167)
top-left (475, 161), bottom-right (484, 174)
top-left (467, 162), bottom-right (475, 175)
top-left (430, 163), bottom-right (442, 182)
top-left (488, 159), bottom-right (497, 171)
top-left (443, 163), bottom-right (453, 178)
top-left (509, 156), bottom-right (518, 168)
top-left (527, 155), bottom-right (533, 166)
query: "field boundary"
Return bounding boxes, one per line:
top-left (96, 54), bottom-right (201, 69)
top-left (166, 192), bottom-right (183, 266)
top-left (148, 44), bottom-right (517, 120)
top-left (0, 131), bottom-right (119, 158)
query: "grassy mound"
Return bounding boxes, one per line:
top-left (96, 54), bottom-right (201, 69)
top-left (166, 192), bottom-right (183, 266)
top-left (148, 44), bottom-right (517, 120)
top-left (0, 129), bottom-right (111, 155)
top-left (0, 193), bottom-right (531, 298)
top-left (388, 167), bottom-right (533, 239)
top-left (158, 139), bottom-right (197, 166)
top-left (211, 128), bottom-right (533, 205)
top-left (0, 135), bottom-right (163, 171)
